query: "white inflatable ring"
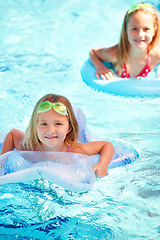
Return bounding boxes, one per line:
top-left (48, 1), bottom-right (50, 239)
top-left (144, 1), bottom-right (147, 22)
top-left (81, 60), bottom-right (160, 97)
top-left (0, 106), bottom-right (139, 192)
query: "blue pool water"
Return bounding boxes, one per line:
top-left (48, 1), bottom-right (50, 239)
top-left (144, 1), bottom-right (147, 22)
top-left (0, 0), bottom-right (160, 239)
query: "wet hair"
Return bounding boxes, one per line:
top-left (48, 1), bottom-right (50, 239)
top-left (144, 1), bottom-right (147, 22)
top-left (117, 3), bottom-right (160, 76)
top-left (23, 94), bottom-right (79, 150)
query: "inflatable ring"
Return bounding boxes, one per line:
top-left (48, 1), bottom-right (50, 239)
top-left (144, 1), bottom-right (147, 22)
top-left (81, 60), bottom-right (160, 97)
top-left (0, 106), bottom-right (139, 192)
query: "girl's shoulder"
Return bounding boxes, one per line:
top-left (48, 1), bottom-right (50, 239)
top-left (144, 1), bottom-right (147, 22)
top-left (102, 44), bottom-right (118, 53)
top-left (105, 44), bottom-right (118, 56)
top-left (151, 45), bottom-right (160, 56)
top-left (150, 45), bottom-right (160, 67)
top-left (10, 129), bottom-right (25, 151)
top-left (96, 44), bottom-right (118, 63)
top-left (70, 141), bottom-right (107, 155)
top-left (70, 141), bottom-right (96, 155)
top-left (70, 141), bottom-right (85, 154)
top-left (10, 129), bottom-right (25, 141)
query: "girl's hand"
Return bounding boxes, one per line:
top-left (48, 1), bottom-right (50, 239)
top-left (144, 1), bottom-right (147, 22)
top-left (73, 141), bottom-right (113, 177)
top-left (92, 162), bottom-right (108, 177)
top-left (96, 66), bottom-right (114, 80)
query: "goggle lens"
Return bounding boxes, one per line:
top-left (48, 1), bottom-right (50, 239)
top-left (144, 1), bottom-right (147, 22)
top-left (38, 101), bottom-right (52, 112)
top-left (53, 102), bottom-right (68, 115)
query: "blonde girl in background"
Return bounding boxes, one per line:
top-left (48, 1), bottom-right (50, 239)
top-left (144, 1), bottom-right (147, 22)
top-left (90, 2), bottom-right (160, 80)
top-left (0, 94), bottom-right (114, 177)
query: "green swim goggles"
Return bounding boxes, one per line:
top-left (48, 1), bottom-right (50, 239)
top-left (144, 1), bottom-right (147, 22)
top-left (37, 101), bottom-right (68, 116)
top-left (127, 3), bottom-right (155, 16)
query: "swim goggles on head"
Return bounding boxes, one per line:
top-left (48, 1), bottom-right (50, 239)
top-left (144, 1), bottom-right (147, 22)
top-left (37, 101), bottom-right (68, 116)
top-left (126, 3), bottom-right (155, 16)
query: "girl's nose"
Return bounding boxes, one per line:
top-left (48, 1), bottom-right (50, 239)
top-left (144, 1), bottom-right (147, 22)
top-left (137, 29), bottom-right (144, 37)
top-left (48, 125), bottom-right (56, 133)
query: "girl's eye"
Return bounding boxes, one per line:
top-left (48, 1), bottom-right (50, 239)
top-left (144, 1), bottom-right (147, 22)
top-left (55, 122), bottom-right (63, 126)
top-left (40, 122), bottom-right (47, 126)
top-left (144, 28), bottom-right (150, 31)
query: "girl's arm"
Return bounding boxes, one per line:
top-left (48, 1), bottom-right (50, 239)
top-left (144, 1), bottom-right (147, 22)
top-left (92, 141), bottom-right (114, 177)
top-left (89, 45), bottom-right (118, 80)
top-left (150, 45), bottom-right (160, 78)
top-left (0, 129), bottom-right (25, 155)
top-left (72, 141), bottom-right (114, 177)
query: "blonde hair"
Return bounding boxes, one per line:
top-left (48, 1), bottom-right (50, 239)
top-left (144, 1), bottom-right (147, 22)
top-left (118, 3), bottom-right (160, 76)
top-left (23, 94), bottom-right (79, 150)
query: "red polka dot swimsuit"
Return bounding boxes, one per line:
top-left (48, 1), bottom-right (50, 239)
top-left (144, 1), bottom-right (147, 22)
top-left (120, 49), bottom-right (151, 78)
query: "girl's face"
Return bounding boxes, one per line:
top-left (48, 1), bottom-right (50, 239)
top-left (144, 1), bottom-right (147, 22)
top-left (37, 109), bottom-right (71, 151)
top-left (127, 11), bottom-right (156, 49)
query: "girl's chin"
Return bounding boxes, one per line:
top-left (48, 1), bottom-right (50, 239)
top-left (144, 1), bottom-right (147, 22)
top-left (41, 142), bottom-right (57, 150)
top-left (42, 142), bottom-right (64, 151)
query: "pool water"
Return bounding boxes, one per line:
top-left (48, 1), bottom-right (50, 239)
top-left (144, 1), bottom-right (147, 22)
top-left (0, 0), bottom-right (160, 239)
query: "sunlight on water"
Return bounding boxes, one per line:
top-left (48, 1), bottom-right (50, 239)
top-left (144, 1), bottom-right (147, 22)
top-left (0, 0), bottom-right (160, 239)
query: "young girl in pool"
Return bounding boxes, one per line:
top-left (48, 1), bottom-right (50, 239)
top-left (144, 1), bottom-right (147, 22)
top-left (90, 2), bottom-right (160, 80)
top-left (0, 94), bottom-right (114, 177)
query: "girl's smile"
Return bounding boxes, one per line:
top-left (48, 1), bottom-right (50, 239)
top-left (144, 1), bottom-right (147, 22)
top-left (37, 109), bottom-right (71, 151)
top-left (45, 136), bottom-right (58, 139)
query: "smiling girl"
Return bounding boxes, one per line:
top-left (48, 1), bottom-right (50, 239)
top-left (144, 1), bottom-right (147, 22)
top-left (0, 94), bottom-right (114, 177)
top-left (90, 2), bottom-right (160, 80)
